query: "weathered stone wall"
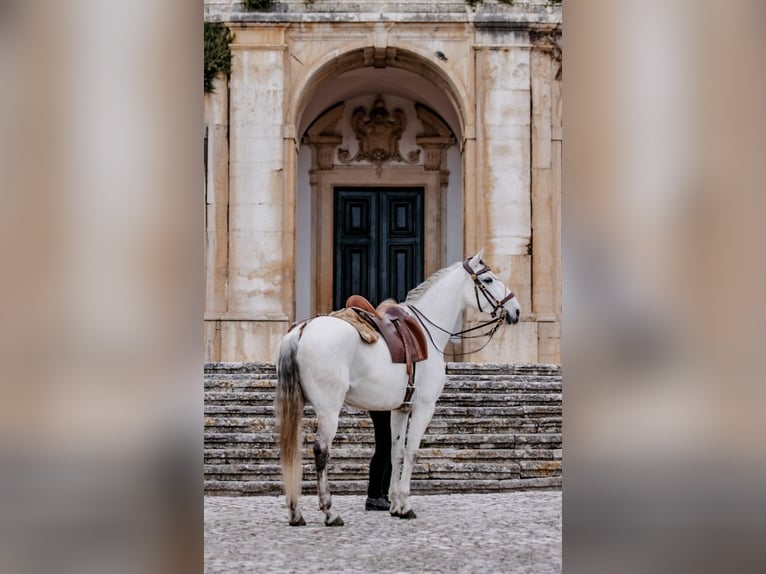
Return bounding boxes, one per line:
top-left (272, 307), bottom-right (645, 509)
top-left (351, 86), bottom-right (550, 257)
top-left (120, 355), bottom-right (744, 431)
top-left (203, 1), bottom-right (562, 363)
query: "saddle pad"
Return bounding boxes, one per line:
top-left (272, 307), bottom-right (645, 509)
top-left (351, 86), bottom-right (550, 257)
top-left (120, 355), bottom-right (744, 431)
top-left (329, 307), bottom-right (380, 344)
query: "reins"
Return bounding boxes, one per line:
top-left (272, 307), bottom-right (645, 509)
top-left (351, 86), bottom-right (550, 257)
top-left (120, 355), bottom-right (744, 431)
top-left (407, 257), bottom-right (515, 358)
top-left (408, 304), bottom-right (504, 357)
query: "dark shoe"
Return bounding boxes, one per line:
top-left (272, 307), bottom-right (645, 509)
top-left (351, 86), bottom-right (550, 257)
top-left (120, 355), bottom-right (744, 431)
top-left (365, 496), bottom-right (390, 511)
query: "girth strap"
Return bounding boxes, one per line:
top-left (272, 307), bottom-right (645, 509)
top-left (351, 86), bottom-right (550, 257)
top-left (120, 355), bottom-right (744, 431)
top-left (391, 315), bottom-right (417, 412)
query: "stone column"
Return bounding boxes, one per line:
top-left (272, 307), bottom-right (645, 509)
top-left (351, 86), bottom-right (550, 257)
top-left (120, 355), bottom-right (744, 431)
top-left (223, 27), bottom-right (290, 361)
top-left (204, 74), bottom-right (230, 361)
top-left (471, 28), bottom-right (537, 363)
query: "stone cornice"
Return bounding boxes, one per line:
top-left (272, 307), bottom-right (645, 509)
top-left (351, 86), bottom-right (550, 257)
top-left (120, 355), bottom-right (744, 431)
top-left (204, 314), bottom-right (290, 322)
top-left (472, 15), bottom-right (561, 32)
top-left (206, 8), bottom-right (561, 27)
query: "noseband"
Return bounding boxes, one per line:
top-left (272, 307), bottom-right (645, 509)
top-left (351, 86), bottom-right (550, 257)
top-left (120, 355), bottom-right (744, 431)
top-left (461, 258), bottom-right (515, 321)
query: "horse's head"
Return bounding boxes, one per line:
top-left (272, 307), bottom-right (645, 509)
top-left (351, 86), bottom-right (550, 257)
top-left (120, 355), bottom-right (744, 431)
top-left (462, 250), bottom-right (521, 325)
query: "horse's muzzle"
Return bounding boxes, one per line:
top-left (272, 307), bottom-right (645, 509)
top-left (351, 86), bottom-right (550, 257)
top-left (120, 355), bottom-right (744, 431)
top-left (506, 308), bottom-right (520, 325)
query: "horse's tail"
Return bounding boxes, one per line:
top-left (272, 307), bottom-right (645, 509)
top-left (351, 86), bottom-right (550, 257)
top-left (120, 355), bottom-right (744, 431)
top-left (276, 331), bottom-right (304, 511)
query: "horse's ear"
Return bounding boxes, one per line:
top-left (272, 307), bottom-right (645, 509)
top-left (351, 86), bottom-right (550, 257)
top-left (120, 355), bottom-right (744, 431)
top-left (469, 249), bottom-right (484, 266)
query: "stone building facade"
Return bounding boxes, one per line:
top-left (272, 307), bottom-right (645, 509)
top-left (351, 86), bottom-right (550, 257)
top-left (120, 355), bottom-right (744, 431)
top-left (203, 0), bottom-right (562, 364)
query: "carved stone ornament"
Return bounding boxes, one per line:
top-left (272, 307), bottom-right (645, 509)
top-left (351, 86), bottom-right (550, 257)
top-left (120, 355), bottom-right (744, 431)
top-left (338, 96), bottom-right (420, 175)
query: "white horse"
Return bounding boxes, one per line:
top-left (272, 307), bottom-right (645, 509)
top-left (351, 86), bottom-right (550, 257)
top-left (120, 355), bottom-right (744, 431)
top-left (276, 250), bottom-right (521, 526)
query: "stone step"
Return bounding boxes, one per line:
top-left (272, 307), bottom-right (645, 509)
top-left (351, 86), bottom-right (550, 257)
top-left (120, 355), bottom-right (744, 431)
top-left (204, 362), bottom-right (561, 375)
top-left (205, 432), bottom-right (561, 449)
top-left (203, 362), bottom-right (562, 377)
top-left (204, 362), bottom-right (276, 374)
top-left (204, 427), bottom-right (561, 441)
top-left (203, 361), bottom-right (562, 495)
top-left (203, 384), bottom-right (562, 397)
top-left (206, 460), bottom-right (528, 471)
top-left (203, 399), bottom-right (561, 412)
top-left (445, 362), bottom-right (562, 376)
top-left (205, 457), bottom-right (561, 480)
top-left (205, 447), bottom-right (561, 463)
top-left (205, 460), bottom-right (560, 482)
top-left (445, 377), bottom-right (562, 387)
top-left (204, 404), bottom-right (562, 418)
top-left (203, 369), bottom-right (561, 381)
top-left (204, 476), bottom-right (562, 496)
top-left (203, 416), bottom-right (562, 434)
top-left (204, 391), bottom-right (561, 407)
top-left (204, 372), bottom-right (562, 384)
top-left (206, 460), bottom-right (531, 475)
top-left (433, 392), bottom-right (561, 404)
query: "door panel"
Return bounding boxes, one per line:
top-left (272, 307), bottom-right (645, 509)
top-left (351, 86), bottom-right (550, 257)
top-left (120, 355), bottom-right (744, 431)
top-left (334, 187), bottom-right (424, 309)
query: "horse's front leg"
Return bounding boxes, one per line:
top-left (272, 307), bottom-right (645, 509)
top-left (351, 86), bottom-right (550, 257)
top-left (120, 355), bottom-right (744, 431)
top-left (314, 411), bottom-right (344, 526)
top-left (394, 402), bottom-right (436, 519)
top-left (387, 409), bottom-right (410, 516)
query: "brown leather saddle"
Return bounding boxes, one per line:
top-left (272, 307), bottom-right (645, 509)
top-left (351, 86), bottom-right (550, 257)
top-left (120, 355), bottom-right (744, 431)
top-left (344, 295), bottom-right (428, 411)
top-left (345, 295), bottom-right (428, 364)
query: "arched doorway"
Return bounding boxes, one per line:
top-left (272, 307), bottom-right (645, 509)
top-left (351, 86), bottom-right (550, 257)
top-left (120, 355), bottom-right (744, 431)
top-left (293, 52), bottom-right (465, 320)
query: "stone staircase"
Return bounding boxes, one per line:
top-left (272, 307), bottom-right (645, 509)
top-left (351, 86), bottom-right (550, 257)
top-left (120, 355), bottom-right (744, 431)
top-left (204, 362), bottom-right (562, 496)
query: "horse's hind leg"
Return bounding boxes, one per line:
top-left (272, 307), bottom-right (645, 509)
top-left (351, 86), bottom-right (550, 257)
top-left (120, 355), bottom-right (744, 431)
top-left (314, 410), bottom-right (344, 526)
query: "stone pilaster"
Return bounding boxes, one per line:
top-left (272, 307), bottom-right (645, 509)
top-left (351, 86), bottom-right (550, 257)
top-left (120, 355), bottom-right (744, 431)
top-left (472, 28), bottom-right (534, 363)
top-left (224, 27), bottom-right (290, 360)
top-left (204, 74), bottom-right (230, 310)
top-left (531, 30), bottom-right (561, 363)
top-left (204, 75), bottom-right (230, 361)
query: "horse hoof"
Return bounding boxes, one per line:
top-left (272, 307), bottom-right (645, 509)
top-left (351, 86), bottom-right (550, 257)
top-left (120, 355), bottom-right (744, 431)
top-left (325, 516), bottom-right (344, 527)
top-left (397, 509), bottom-right (417, 519)
top-left (289, 516), bottom-right (306, 527)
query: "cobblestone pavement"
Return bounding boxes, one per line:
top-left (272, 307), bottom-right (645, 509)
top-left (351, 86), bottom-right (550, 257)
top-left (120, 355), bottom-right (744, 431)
top-left (205, 492), bottom-right (561, 574)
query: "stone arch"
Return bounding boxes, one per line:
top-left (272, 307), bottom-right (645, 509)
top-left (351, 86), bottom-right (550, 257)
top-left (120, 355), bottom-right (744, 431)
top-left (290, 45), bottom-right (471, 144)
top-left (291, 47), bottom-right (466, 320)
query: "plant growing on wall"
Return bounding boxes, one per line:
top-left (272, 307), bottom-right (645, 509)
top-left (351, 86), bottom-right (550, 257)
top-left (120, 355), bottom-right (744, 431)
top-left (204, 22), bottom-right (233, 93)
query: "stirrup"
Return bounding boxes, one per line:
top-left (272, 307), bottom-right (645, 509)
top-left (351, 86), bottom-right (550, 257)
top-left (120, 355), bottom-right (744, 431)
top-left (396, 384), bottom-right (416, 412)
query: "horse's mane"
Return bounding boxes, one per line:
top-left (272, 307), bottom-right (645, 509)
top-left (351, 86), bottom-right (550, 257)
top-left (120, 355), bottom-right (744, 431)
top-left (405, 261), bottom-right (462, 303)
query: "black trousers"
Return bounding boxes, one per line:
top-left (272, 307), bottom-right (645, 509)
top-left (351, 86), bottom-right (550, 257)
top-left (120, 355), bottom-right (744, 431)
top-left (367, 410), bottom-right (392, 499)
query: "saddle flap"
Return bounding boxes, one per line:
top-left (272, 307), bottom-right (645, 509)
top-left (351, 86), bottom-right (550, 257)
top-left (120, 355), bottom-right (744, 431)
top-left (373, 305), bottom-right (428, 364)
top-left (381, 304), bottom-right (408, 322)
top-left (402, 314), bottom-right (428, 362)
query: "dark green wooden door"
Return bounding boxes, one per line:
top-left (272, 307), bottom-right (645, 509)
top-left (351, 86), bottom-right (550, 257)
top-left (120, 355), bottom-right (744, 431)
top-left (334, 187), bottom-right (424, 309)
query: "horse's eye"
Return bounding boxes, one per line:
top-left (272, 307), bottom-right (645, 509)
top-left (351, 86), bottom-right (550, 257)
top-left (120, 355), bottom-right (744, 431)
top-left (482, 277), bottom-right (493, 284)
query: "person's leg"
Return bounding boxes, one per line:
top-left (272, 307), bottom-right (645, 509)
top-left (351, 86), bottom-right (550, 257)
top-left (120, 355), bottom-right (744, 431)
top-left (381, 439), bottom-right (392, 496)
top-left (366, 410), bottom-right (392, 509)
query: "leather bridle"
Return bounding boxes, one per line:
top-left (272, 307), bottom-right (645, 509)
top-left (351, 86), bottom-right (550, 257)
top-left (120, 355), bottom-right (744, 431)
top-left (407, 258), bottom-right (516, 357)
top-left (461, 258), bottom-right (515, 322)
